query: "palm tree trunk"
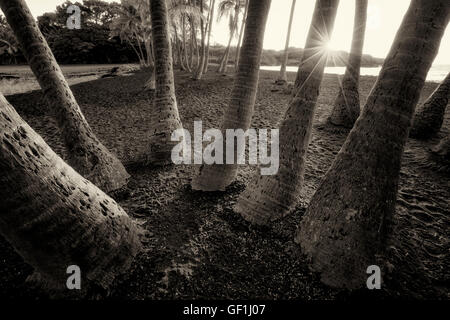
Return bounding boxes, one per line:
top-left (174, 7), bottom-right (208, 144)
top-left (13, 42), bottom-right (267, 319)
top-left (0, 0), bottom-right (130, 192)
top-left (217, 36), bottom-right (232, 73)
top-left (0, 93), bottom-right (141, 292)
top-left (220, 7), bottom-right (239, 74)
top-left (134, 30), bottom-right (147, 67)
top-left (277, 0), bottom-right (296, 83)
top-left (182, 15), bottom-right (192, 72)
top-left (234, 0), bottom-right (249, 71)
top-left (144, 66), bottom-right (156, 91)
top-left (217, 44), bottom-right (231, 73)
top-left (203, 0), bottom-right (216, 73)
top-left (144, 37), bottom-right (153, 67)
top-left (194, 0), bottom-right (207, 80)
top-left (148, 0), bottom-right (184, 165)
top-left (296, 0), bottom-right (449, 290)
top-left (328, 0), bottom-right (368, 128)
top-left (175, 25), bottom-right (187, 70)
top-left (432, 133), bottom-right (450, 160)
top-left (410, 72), bottom-right (450, 139)
top-left (193, 20), bottom-right (200, 70)
top-left (235, 0), bottom-right (339, 225)
top-left (144, 38), bottom-right (156, 90)
top-left (192, 0), bottom-right (272, 191)
top-left (218, 8), bottom-right (239, 73)
top-left (189, 17), bottom-right (196, 69)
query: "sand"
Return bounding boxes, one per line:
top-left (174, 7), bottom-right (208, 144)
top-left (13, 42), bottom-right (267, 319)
top-left (0, 68), bottom-right (448, 299)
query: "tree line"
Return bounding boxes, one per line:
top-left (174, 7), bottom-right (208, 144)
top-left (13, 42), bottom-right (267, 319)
top-left (0, 0), bottom-right (384, 67)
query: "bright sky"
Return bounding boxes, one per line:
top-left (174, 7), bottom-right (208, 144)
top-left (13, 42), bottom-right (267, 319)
top-left (21, 0), bottom-right (450, 65)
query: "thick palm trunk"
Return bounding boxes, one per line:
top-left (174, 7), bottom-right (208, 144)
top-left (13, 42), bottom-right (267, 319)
top-left (192, 0), bottom-right (272, 191)
top-left (148, 0), bottom-right (184, 165)
top-left (0, 93), bottom-right (141, 292)
top-left (328, 0), bottom-right (367, 128)
top-left (296, 0), bottom-right (449, 290)
top-left (0, 0), bottom-right (129, 192)
top-left (234, 0), bottom-right (249, 71)
top-left (203, 0), bottom-right (216, 73)
top-left (410, 72), bottom-right (450, 139)
top-left (235, 0), bottom-right (339, 225)
top-left (278, 0), bottom-right (296, 83)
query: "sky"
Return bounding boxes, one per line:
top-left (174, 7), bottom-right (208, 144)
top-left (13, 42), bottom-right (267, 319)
top-left (21, 0), bottom-right (450, 65)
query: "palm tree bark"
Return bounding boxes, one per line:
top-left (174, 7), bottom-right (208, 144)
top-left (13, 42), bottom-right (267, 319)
top-left (234, 0), bottom-right (249, 71)
top-left (148, 0), bottom-right (184, 165)
top-left (0, 93), bottom-right (141, 292)
top-left (277, 0), bottom-right (296, 83)
top-left (235, 0), bottom-right (339, 224)
top-left (192, 0), bottom-right (272, 191)
top-left (296, 0), bottom-right (449, 290)
top-left (410, 72), bottom-right (450, 139)
top-left (328, 0), bottom-right (367, 128)
top-left (203, 0), bottom-right (216, 73)
top-left (0, 0), bottom-right (130, 192)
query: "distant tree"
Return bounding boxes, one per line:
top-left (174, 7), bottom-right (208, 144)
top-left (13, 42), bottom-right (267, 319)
top-left (0, 15), bottom-right (18, 63)
top-left (216, 0), bottom-right (245, 73)
top-left (233, 0), bottom-right (248, 71)
top-left (328, 0), bottom-right (368, 128)
top-left (33, 1), bottom-right (138, 65)
top-left (37, 12), bottom-right (61, 35)
top-left (168, 0), bottom-right (204, 72)
top-left (277, 0), bottom-right (296, 84)
top-left (83, 0), bottom-right (121, 26)
top-left (193, 0), bottom-right (207, 79)
top-left (110, 0), bottom-right (153, 67)
top-left (202, 0), bottom-right (216, 73)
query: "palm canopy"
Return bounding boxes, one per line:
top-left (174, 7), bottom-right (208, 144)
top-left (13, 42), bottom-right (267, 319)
top-left (217, 0), bottom-right (246, 37)
top-left (110, 0), bottom-right (151, 44)
top-left (110, 0), bottom-right (204, 46)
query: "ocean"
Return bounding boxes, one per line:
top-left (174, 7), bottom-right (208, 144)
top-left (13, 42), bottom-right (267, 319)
top-left (261, 64), bottom-right (450, 82)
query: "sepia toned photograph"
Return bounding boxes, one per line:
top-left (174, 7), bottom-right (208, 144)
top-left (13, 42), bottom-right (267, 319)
top-left (0, 0), bottom-right (448, 308)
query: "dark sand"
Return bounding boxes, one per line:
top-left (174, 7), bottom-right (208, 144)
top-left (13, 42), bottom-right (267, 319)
top-left (1, 69), bottom-right (448, 299)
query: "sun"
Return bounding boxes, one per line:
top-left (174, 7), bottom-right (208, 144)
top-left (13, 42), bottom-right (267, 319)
top-left (324, 41), bottom-right (333, 52)
top-left (324, 40), bottom-right (340, 53)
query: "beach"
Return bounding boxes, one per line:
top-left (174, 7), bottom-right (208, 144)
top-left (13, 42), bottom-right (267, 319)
top-left (0, 68), bottom-right (448, 299)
